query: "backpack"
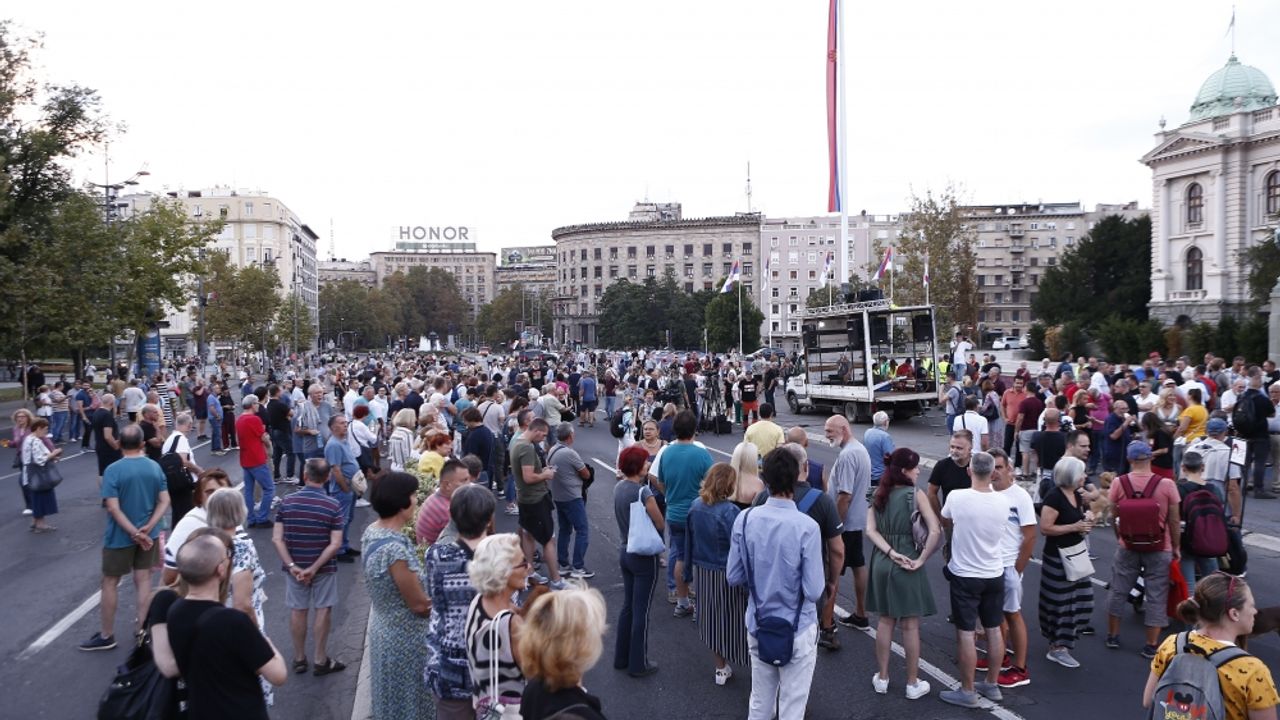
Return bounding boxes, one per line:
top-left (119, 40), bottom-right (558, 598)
top-left (158, 435), bottom-right (192, 495)
top-left (1115, 474), bottom-right (1165, 552)
top-left (609, 408), bottom-right (627, 439)
top-left (980, 395), bottom-right (999, 421)
top-left (1232, 390), bottom-right (1262, 436)
top-left (1147, 632), bottom-right (1247, 720)
top-left (1182, 486), bottom-right (1230, 558)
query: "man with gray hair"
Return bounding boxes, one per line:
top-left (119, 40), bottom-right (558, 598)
top-left (236, 393), bottom-right (275, 529)
top-left (863, 412), bottom-right (894, 487)
top-left (939, 451), bottom-right (1008, 708)
top-left (548, 423), bottom-right (593, 578)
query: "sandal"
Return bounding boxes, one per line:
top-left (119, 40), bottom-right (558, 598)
top-left (715, 665), bottom-right (733, 686)
top-left (293, 658), bottom-right (309, 674)
top-left (313, 658), bottom-right (347, 676)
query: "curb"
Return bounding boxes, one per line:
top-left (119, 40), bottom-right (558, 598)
top-left (350, 610), bottom-right (373, 720)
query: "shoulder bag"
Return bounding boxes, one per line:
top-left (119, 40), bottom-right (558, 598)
top-left (905, 488), bottom-right (930, 554)
top-left (740, 508), bottom-right (803, 666)
top-left (25, 437), bottom-right (63, 492)
top-left (476, 604), bottom-right (521, 720)
top-left (158, 435), bottom-right (191, 495)
top-left (1058, 491), bottom-right (1095, 581)
top-left (625, 483), bottom-right (665, 555)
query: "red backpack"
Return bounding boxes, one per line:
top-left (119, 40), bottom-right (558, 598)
top-left (1115, 474), bottom-right (1164, 552)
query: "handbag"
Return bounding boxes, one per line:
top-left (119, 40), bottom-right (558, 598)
top-left (625, 483), bottom-right (665, 555)
top-left (1167, 558), bottom-right (1190, 619)
top-left (26, 452), bottom-right (64, 492)
top-left (96, 627), bottom-right (175, 720)
top-left (905, 488), bottom-right (929, 554)
top-left (741, 508), bottom-right (803, 666)
top-left (477, 605), bottom-right (521, 720)
top-left (1058, 540), bottom-right (1095, 582)
top-left (158, 435), bottom-right (191, 495)
top-left (349, 469), bottom-right (368, 496)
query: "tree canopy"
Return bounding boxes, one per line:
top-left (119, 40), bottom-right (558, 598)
top-left (596, 272), bottom-right (715, 349)
top-left (475, 284), bottom-right (552, 348)
top-left (705, 279), bottom-right (764, 353)
top-left (1031, 214), bottom-right (1152, 329)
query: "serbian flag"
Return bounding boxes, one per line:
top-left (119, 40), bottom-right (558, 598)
top-left (872, 246), bottom-right (893, 281)
top-left (923, 251), bottom-right (930, 287)
top-left (763, 257), bottom-right (771, 285)
top-left (721, 260), bottom-right (742, 293)
top-left (820, 251), bottom-right (833, 284)
top-left (826, 0), bottom-right (841, 213)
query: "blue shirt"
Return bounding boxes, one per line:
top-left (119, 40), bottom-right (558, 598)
top-left (687, 498), bottom-right (740, 571)
top-left (324, 436), bottom-right (360, 493)
top-left (580, 377), bottom-right (597, 403)
top-left (726, 498), bottom-right (824, 636)
top-left (101, 456), bottom-right (167, 549)
top-left (657, 442), bottom-right (714, 524)
top-left (864, 427), bottom-right (895, 483)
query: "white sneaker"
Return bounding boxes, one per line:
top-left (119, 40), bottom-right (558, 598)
top-left (905, 679), bottom-right (931, 700)
top-left (714, 665), bottom-right (733, 686)
top-left (872, 673), bottom-right (889, 695)
top-left (22, 509), bottom-right (33, 516)
top-left (355, 498), bottom-right (371, 508)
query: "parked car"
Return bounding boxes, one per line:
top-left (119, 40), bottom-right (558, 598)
top-left (748, 347), bottom-right (786, 361)
top-left (992, 336), bottom-right (1025, 351)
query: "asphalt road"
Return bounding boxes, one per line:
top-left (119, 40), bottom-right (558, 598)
top-left (5, 401), bottom-right (1280, 720)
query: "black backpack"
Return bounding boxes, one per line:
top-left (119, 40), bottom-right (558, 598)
top-left (158, 435), bottom-right (192, 495)
top-left (609, 408), bottom-right (627, 439)
top-left (1232, 390), bottom-right (1262, 436)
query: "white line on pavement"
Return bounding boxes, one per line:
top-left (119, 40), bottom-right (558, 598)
top-left (592, 458), bottom-right (619, 475)
top-left (834, 605), bottom-right (1028, 720)
top-left (1244, 531), bottom-right (1280, 554)
top-left (0, 449), bottom-right (90, 481)
top-left (17, 579), bottom-right (121, 660)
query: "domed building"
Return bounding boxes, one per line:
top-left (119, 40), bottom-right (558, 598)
top-left (1142, 54), bottom-right (1280, 325)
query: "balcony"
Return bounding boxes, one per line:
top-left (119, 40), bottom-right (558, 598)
top-left (1009, 244), bottom-right (1025, 253)
top-left (1168, 289), bottom-right (1207, 301)
top-left (1008, 225), bottom-right (1025, 237)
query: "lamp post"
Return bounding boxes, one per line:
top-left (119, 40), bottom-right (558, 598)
top-left (85, 149), bottom-right (150, 367)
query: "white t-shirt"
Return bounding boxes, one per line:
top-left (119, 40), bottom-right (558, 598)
top-left (953, 411), bottom-right (990, 451)
top-left (941, 488), bottom-right (1007, 578)
top-left (997, 484), bottom-right (1037, 567)
top-left (121, 386), bottom-right (147, 413)
top-left (953, 340), bottom-right (972, 367)
top-left (164, 506), bottom-right (208, 569)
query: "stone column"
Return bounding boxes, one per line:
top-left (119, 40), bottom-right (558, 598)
top-left (1270, 278), bottom-right (1280, 364)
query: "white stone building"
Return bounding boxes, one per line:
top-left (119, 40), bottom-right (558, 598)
top-left (1143, 54), bottom-right (1280, 324)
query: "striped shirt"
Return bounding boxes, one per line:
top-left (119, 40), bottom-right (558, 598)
top-left (275, 487), bottom-right (343, 574)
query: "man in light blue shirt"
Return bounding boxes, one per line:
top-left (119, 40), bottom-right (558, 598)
top-left (324, 415), bottom-right (360, 562)
top-left (863, 411), bottom-right (895, 486)
top-left (727, 448), bottom-right (824, 720)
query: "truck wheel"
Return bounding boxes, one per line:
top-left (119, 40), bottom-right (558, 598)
top-left (787, 393), bottom-right (801, 414)
top-left (844, 402), bottom-right (869, 424)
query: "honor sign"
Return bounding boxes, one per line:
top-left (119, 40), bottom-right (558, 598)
top-left (393, 226), bottom-right (476, 252)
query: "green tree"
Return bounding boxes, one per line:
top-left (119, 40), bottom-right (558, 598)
top-left (201, 252), bottom-right (282, 351)
top-left (1240, 231), bottom-right (1280, 309)
top-left (704, 280), bottom-right (764, 353)
top-left (1032, 214), bottom-right (1152, 329)
top-left (275, 293), bottom-right (316, 354)
top-left (597, 279), bottom-right (650, 348)
top-left (867, 186), bottom-right (980, 336)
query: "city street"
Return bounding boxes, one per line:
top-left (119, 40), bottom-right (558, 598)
top-left (4, 403), bottom-right (1280, 720)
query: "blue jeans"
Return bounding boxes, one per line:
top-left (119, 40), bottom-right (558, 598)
top-left (329, 486), bottom-right (355, 554)
top-left (604, 395), bottom-right (617, 420)
top-left (556, 498), bottom-right (590, 570)
top-left (614, 551), bottom-right (658, 674)
top-left (241, 463), bottom-right (273, 524)
top-left (69, 412), bottom-right (83, 443)
top-left (209, 415), bottom-right (223, 452)
top-left (50, 411), bottom-right (68, 443)
top-left (666, 520), bottom-right (690, 593)
top-left (506, 470), bottom-right (517, 504)
top-left (1181, 555), bottom-right (1219, 594)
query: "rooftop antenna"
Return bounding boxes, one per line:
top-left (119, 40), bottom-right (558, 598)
top-left (1227, 5), bottom-right (1236, 56)
top-left (745, 161), bottom-right (753, 213)
top-left (328, 218), bottom-right (335, 261)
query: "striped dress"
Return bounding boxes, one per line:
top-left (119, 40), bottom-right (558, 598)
top-left (1037, 487), bottom-right (1094, 649)
top-left (689, 500), bottom-right (750, 668)
top-left (466, 597), bottom-right (524, 714)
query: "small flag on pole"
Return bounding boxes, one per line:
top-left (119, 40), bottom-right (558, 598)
top-left (763, 257), bottom-right (771, 286)
top-left (923, 252), bottom-right (930, 287)
top-left (872, 246), bottom-right (893, 282)
top-left (721, 260), bottom-right (742, 293)
top-left (819, 252), bottom-right (833, 284)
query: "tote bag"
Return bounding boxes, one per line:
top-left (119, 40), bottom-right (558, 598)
top-left (625, 484), bottom-right (664, 555)
top-left (1059, 540), bottom-right (1095, 582)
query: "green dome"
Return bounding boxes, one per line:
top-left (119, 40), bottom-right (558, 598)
top-left (1189, 55), bottom-right (1277, 121)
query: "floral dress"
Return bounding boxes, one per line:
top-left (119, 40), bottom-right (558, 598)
top-left (363, 524), bottom-right (433, 720)
top-left (231, 528), bottom-right (271, 706)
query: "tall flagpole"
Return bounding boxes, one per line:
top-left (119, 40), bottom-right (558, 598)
top-left (836, 0), bottom-right (850, 292)
top-left (738, 275), bottom-right (744, 356)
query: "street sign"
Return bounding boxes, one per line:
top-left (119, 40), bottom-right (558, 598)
top-left (515, 320), bottom-right (524, 334)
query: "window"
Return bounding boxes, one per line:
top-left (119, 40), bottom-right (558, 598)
top-left (609, 249), bottom-right (618, 261)
top-left (1011, 310), bottom-right (1021, 322)
top-left (703, 262), bottom-right (713, 276)
top-left (646, 264), bottom-right (655, 277)
top-left (807, 252), bottom-right (817, 263)
top-left (771, 304), bottom-right (780, 314)
top-left (665, 244), bottom-right (674, 257)
top-left (772, 322), bottom-right (780, 332)
top-left (1186, 247), bottom-right (1203, 290)
top-left (743, 262), bottom-right (753, 275)
top-left (685, 282), bottom-right (693, 293)
top-left (723, 262), bottom-right (731, 275)
top-left (244, 201), bottom-right (254, 216)
top-left (1187, 183), bottom-right (1204, 224)
top-left (580, 286), bottom-right (588, 297)
top-left (788, 251), bottom-right (799, 264)
top-left (788, 237), bottom-right (799, 246)
top-left (609, 267), bottom-right (618, 279)
top-left (628, 266), bottom-right (637, 278)
top-left (1030, 257), bottom-right (1038, 267)
top-left (743, 242), bottom-right (752, 254)
top-left (594, 266), bottom-right (602, 278)
top-left (808, 270), bottom-right (817, 279)
top-left (581, 248), bottom-right (587, 261)
top-left (684, 263), bottom-right (694, 278)
top-left (770, 237), bottom-right (779, 248)
top-left (789, 304), bottom-right (798, 313)
top-left (977, 275), bottom-right (985, 286)
top-left (704, 243), bottom-right (713, 256)
top-left (722, 243), bottom-right (732, 255)
top-left (627, 247), bottom-right (636, 259)
top-left (594, 284), bottom-right (603, 298)
top-left (593, 248), bottom-right (601, 260)
top-left (684, 244), bottom-right (694, 255)
top-left (789, 270), bottom-right (798, 280)
top-left (1268, 171), bottom-right (1280, 216)
top-left (645, 245), bottom-right (655, 258)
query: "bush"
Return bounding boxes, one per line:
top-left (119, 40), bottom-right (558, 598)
top-left (1027, 323), bottom-right (1048, 359)
top-left (1164, 325), bottom-right (1184, 359)
top-left (1215, 315), bottom-right (1240, 360)
top-left (1238, 314), bottom-right (1269, 363)
top-left (1183, 322), bottom-right (1218, 362)
top-left (1095, 315), bottom-right (1138, 362)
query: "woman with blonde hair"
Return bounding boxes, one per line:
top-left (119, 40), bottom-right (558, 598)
top-left (466, 533), bottom-right (529, 716)
top-left (686, 462), bottom-right (749, 685)
top-left (518, 588), bottom-right (610, 719)
top-left (387, 408), bottom-right (420, 472)
top-left (728, 442), bottom-right (763, 508)
top-left (11, 408), bottom-right (35, 516)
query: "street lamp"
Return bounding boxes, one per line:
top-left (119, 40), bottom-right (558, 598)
top-left (84, 150), bottom-right (150, 224)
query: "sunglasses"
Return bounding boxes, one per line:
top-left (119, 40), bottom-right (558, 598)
top-left (1217, 571), bottom-right (1238, 610)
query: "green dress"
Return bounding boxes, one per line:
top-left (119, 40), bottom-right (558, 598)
top-left (866, 486), bottom-right (937, 619)
top-left (363, 525), bottom-right (434, 720)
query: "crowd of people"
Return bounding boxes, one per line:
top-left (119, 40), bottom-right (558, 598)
top-left (12, 343), bottom-right (1280, 719)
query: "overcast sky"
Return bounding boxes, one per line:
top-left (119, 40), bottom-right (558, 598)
top-left (16, 1), bottom-right (1280, 263)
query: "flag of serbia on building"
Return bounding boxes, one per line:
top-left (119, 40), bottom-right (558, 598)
top-left (872, 246), bottom-right (893, 282)
top-left (720, 260), bottom-right (742, 293)
top-left (819, 252), bottom-right (834, 284)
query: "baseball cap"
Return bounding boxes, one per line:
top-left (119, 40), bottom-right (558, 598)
top-left (1126, 440), bottom-right (1153, 461)
top-left (1181, 450), bottom-right (1205, 471)
top-left (1207, 418), bottom-right (1229, 435)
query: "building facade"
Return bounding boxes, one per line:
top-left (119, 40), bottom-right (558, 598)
top-left (122, 187), bottom-right (320, 356)
top-left (759, 214), bottom-right (903, 352)
top-left (963, 201), bottom-right (1147, 341)
top-left (368, 244), bottom-right (496, 314)
top-left (318, 259), bottom-right (376, 287)
top-left (495, 246), bottom-right (557, 296)
top-left (550, 203), bottom-right (761, 347)
top-left (1142, 54), bottom-right (1280, 325)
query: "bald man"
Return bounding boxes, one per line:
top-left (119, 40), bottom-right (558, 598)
top-left (824, 415), bottom-right (872, 628)
top-left (787, 426), bottom-right (826, 492)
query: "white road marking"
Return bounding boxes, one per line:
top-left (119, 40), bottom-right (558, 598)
top-left (834, 605), bottom-right (1029, 720)
top-left (592, 458), bottom-right (619, 474)
top-left (0, 449), bottom-right (90, 481)
top-left (17, 579), bottom-right (122, 660)
top-left (1244, 532), bottom-right (1280, 553)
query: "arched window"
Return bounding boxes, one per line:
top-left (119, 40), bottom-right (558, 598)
top-left (1186, 247), bottom-right (1203, 291)
top-left (1186, 183), bottom-right (1204, 224)
top-left (1267, 171), bottom-right (1280, 216)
